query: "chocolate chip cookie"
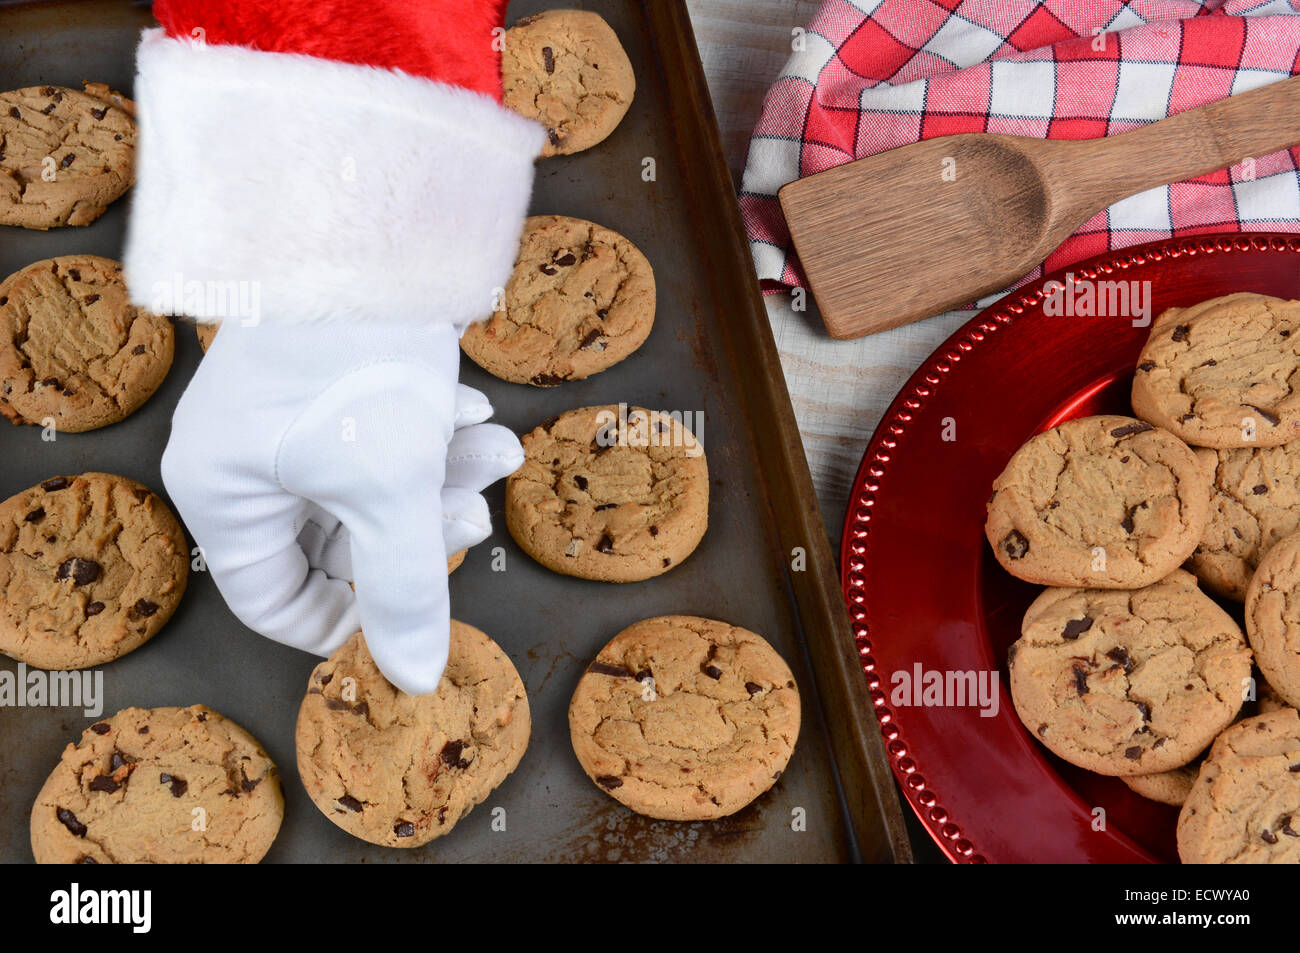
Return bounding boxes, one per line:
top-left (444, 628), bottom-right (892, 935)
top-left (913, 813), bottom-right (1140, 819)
top-left (1009, 570), bottom-right (1252, 776)
top-left (503, 10), bottom-right (635, 156)
top-left (507, 405), bottom-right (708, 582)
top-left (296, 625), bottom-right (530, 848)
top-left (986, 415), bottom-right (1210, 588)
top-left (1123, 675), bottom-right (1282, 806)
top-left (1177, 708), bottom-right (1300, 863)
top-left (1190, 442), bottom-right (1300, 600)
top-left (31, 705), bottom-right (283, 864)
top-left (1244, 529), bottom-right (1300, 710)
top-left (569, 616), bottom-right (800, 820)
top-left (0, 255), bottom-right (174, 432)
top-left (1132, 293), bottom-right (1300, 448)
top-left (196, 322), bottom-right (219, 353)
top-left (460, 215), bottom-right (655, 387)
top-left (0, 473), bottom-right (189, 669)
top-left (0, 84), bottom-right (137, 229)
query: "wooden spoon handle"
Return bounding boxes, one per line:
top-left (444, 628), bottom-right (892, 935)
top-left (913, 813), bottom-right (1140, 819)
top-left (1071, 74), bottom-right (1300, 201)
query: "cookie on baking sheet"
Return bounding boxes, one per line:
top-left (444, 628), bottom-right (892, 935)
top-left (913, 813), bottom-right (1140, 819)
top-left (460, 215), bottom-right (655, 387)
top-left (1244, 529), bottom-right (1300, 710)
top-left (296, 625), bottom-right (529, 848)
top-left (569, 615), bottom-right (800, 820)
top-left (506, 405), bottom-right (707, 582)
top-left (502, 9), bottom-right (635, 156)
top-left (196, 322), bottom-right (219, 353)
top-left (1008, 570), bottom-right (1252, 777)
top-left (1191, 442), bottom-right (1300, 601)
top-left (0, 473), bottom-right (189, 670)
top-left (0, 255), bottom-right (174, 432)
top-left (0, 84), bottom-right (137, 229)
top-left (31, 705), bottom-right (283, 864)
top-left (1132, 294), bottom-right (1300, 448)
top-left (1177, 708), bottom-right (1300, 863)
top-left (985, 415), bottom-right (1210, 589)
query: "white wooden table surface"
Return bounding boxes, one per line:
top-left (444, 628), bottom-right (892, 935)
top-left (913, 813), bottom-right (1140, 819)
top-left (684, 0), bottom-right (980, 547)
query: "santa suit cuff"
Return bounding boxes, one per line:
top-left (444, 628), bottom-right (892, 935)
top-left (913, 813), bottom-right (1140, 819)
top-left (123, 29), bottom-right (546, 328)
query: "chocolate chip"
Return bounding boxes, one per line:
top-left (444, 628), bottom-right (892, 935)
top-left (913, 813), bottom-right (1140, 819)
top-left (1109, 422), bottom-right (1153, 438)
top-left (597, 308), bottom-right (610, 320)
top-left (320, 673), bottom-right (333, 686)
top-left (78, 856), bottom-right (98, 864)
top-left (1072, 664), bottom-right (1089, 696)
top-left (1136, 702), bottom-right (1151, 722)
top-left (41, 86), bottom-right (55, 96)
top-left (67, 268), bottom-right (80, 281)
top-left (542, 46), bottom-right (555, 73)
top-left (240, 766), bottom-right (260, 793)
top-left (588, 661), bottom-right (632, 677)
top-left (1137, 361), bottom-right (1155, 372)
top-left (539, 263), bottom-right (558, 276)
top-left (1124, 746), bottom-right (1142, 760)
top-left (1253, 484), bottom-right (1268, 495)
top-left (1171, 324), bottom-right (1190, 342)
top-left (662, 557), bottom-right (672, 568)
top-left (1262, 829), bottom-right (1279, 844)
top-left (129, 600), bottom-right (159, 619)
top-left (338, 795), bottom-right (363, 812)
top-left (1284, 329), bottom-right (1293, 338)
top-left (553, 252), bottom-right (576, 266)
top-left (1200, 359), bottom-right (1217, 368)
top-left (1245, 404), bottom-right (1281, 427)
top-left (41, 102), bottom-right (56, 115)
top-left (596, 775), bottom-right (623, 789)
top-left (1120, 455), bottom-right (1130, 463)
top-left (40, 378), bottom-right (59, 387)
top-left (635, 669), bottom-right (652, 682)
top-left (597, 534), bottom-right (615, 554)
top-left (530, 373), bottom-right (565, 387)
top-left (159, 773), bottom-right (187, 798)
top-left (83, 294), bottom-right (99, 305)
top-left (1106, 646), bottom-right (1134, 675)
top-left (56, 808), bottom-right (87, 837)
top-left (1002, 530), bottom-right (1029, 559)
top-left (41, 477), bottom-right (70, 492)
top-left (60, 153), bottom-right (74, 168)
top-left (90, 106), bottom-right (107, 120)
top-left (1062, 617), bottom-right (1092, 640)
top-left (1281, 815), bottom-right (1298, 837)
top-left (1037, 724), bottom-right (1048, 737)
top-left (56, 557), bottom-right (101, 586)
top-left (594, 503), bottom-right (616, 512)
top-left (745, 682), bottom-right (763, 696)
top-left (702, 664), bottom-right (723, 680)
top-left (574, 475), bottom-right (588, 491)
top-left (1233, 527), bottom-right (1243, 539)
top-left (394, 821), bottom-right (416, 837)
top-left (24, 508), bottom-right (45, 523)
top-left (138, 726), bottom-right (148, 734)
top-left (89, 775), bottom-right (119, 793)
top-left (1291, 763), bottom-right (1300, 772)
top-left (649, 526), bottom-right (660, 538)
top-left (8, 107), bottom-right (19, 119)
top-left (548, 129), bottom-right (561, 146)
top-left (1121, 502), bottom-right (1147, 534)
top-left (578, 329), bottom-right (606, 351)
top-left (441, 740), bottom-right (472, 769)
top-left (109, 751), bottom-right (132, 772)
top-left (89, 722), bottom-right (110, 734)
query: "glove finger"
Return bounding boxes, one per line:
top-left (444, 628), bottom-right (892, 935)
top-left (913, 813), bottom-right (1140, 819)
top-left (296, 502), bottom-right (353, 580)
top-left (162, 450), bottom-right (360, 657)
top-left (444, 422), bottom-right (524, 492)
top-left (453, 384), bottom-right (493, 428)
top-left (441, 487), bottom-right (493, 555)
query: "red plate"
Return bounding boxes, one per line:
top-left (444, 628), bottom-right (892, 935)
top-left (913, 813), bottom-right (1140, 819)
top-left (842, 233), bottom-right (1300, 864)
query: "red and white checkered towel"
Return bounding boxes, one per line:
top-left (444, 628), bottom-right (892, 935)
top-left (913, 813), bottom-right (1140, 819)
top-left (741, 0), bottom-right (1300, 297)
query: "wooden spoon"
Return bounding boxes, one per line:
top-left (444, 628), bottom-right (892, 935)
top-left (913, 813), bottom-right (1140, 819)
top-left (779, 75), bottom-right (1300, 339)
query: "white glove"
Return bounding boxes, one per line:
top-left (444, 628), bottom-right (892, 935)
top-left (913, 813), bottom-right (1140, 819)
top-left (161, 319), bottom-right (523, 695)
top-left (123, 27), bottom-right (546, 693)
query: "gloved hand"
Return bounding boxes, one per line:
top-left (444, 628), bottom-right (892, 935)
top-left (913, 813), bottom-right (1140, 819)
top-left (124, 0), bottom-right (544, 693)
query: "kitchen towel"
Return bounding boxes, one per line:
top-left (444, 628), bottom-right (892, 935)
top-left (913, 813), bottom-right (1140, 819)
top-left (742, 0), bottom-right (1300, 296)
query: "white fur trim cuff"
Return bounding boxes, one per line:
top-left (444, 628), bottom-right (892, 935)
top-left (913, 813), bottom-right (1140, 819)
top-left (124, 30), bottom-right (546, 327)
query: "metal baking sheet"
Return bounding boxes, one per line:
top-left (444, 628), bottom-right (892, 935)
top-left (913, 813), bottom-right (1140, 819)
top-left (0, 0), bottom-right (909, 863)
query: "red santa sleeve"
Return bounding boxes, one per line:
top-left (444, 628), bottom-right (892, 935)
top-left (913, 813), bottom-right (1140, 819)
top-left (123, 0), bottom-right (546, 327)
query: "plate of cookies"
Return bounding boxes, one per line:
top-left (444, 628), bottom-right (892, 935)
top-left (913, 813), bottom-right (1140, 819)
top-left (1, 0), bottom-right (907, 865)
top-left (844, 233), bottom-right (1300, 863)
